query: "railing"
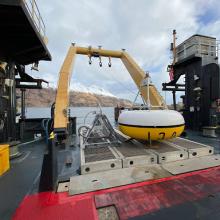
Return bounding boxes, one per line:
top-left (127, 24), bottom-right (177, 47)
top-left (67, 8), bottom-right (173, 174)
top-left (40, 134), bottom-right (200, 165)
top-left (22, 0), bottom-right (46, 38)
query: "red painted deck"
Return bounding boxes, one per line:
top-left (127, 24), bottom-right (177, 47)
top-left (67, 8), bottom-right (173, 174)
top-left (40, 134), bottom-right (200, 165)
top-left (13, 166), bottom-right (220, 220)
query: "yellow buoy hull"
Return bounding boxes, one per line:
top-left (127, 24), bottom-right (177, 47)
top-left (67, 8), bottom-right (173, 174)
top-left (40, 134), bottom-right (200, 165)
top-left (119, 124), bottom-right (185, 141)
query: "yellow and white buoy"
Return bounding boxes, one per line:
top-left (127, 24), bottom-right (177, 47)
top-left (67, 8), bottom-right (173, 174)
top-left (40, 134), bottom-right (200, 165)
top-left (118, 110), bottom-right (185, 141)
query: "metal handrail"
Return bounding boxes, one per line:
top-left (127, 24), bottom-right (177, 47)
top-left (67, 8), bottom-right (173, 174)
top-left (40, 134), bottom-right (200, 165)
top-left (22, 0), bottom-right (46, 38)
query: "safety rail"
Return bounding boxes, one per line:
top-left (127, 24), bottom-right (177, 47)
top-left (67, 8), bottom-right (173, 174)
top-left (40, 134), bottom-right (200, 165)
top-left (22, 0), bottom-right (46, 38)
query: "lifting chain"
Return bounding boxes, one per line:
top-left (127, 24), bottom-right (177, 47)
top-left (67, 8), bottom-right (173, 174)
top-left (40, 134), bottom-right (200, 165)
top-left (98, 46), bottom-right (102, 67)
top-left (99, 56), bottom-right (102, 67)
top-left (88, 46), bottom-right (92, 65)
top-left (108, 57), bottom-right (111, 67)
top-left (88, 55), bottom-right (92, 65)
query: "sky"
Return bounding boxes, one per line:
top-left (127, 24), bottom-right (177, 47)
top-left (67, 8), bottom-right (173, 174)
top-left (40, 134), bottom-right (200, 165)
top-left (29, 0), bottom-right (220, 104)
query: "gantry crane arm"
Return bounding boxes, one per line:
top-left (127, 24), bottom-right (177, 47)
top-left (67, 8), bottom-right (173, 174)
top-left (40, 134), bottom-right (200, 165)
top-left (54, 44), bottom-right (167, 133)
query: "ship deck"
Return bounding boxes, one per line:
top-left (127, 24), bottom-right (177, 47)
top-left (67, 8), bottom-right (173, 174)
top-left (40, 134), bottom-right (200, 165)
top-left (0, 130), bottom-right (220, 219)
top-left (14, 166), bottom-right (220, 220)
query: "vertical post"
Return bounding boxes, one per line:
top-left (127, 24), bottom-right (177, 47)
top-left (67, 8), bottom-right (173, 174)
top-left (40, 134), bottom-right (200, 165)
top-left (32, 0), bottom-right (35, 20)
top-left (0, 63), bottom-right (7, 142)
top-left (198, 38), bottom-right (201, 55)
top-left (21, 89), bottom-right (26, 120)
top-left (7, 62), bottom-right (16, 141)
top-left (114, 106), bottom-right (120, 122)
top-left (173, 30), bottom-right (177, 65)
top-left (20, 89), bottom-right (26, 140)
top-left (147, 73), bottom-right (151, 109)
top-left (38, 14), bottom-right (41, 35)
top-left (172, 90), bottom-right (177, 110)
top-left (39, 135), bottom-right (58, 192)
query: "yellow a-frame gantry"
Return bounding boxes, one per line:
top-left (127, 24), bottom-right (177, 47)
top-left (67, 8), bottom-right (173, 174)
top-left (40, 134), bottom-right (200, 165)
top-left (54, 44), bottom-right (167, 132)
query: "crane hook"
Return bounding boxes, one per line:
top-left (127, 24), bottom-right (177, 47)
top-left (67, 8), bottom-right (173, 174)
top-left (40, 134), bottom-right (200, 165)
top-left (98, 46), bottom-right (102, 67)
top-left (99, 56), bottom-right (102, 67)
top-left (88, 55), bottom-right (92, 65)
top-left (88, 46), bottom-right (92, 65)
top-left (108, 57), bottom-right (111, 67)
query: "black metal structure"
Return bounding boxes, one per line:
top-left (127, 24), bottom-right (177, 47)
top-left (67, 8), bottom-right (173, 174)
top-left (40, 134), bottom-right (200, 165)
top-left (0, 0), bottom-right (51, 143)
top-left (39, 136), bottom-right (58, 192)
top-left (0, 62), bottom-right (17, 142)
top-left (163, 34), bottom-right (220, 130)
top-left (0, 0), bottom-right (51, 64)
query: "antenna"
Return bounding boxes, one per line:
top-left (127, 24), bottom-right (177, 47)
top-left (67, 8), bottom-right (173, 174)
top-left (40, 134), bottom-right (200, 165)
top-left (172, 29), bottom-right (177, 65)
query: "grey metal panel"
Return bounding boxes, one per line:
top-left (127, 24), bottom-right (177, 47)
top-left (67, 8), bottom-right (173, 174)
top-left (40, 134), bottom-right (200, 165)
top-left (84, 146), bottom-right (116, 163)
top-left (80, 133), bottom-right (122, 174)
top-left (162, 154), bottom-right (220, 175)
top-left (166, 137), bottom-right (214, 158)
top-left (81, 158), bottom-right (122, 175)
top-left (114, 141), bottom-right (157, 168)
top-left (122, 155), bottom-right (156, 168)
top-left (69, 165), bottom-right (169, 195)
top-left (144, 141), bottom-right (188, 164)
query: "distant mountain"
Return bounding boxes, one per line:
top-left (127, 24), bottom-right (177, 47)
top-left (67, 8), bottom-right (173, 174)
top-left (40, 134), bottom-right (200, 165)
top-left (17, 87), bottom-right (132, 107)
top-left (71, 82), bottom-right (116, 98)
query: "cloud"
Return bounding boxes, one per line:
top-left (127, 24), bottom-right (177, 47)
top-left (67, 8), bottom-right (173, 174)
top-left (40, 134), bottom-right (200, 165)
top-left (31, 0), bottom-right (219, 104)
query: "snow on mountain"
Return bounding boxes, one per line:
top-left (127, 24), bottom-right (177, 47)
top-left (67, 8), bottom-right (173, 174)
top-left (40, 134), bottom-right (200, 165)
top-left (70, 82), bottom-right (116, 98)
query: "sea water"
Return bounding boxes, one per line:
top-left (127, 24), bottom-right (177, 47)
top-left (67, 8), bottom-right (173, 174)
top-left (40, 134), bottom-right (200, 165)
top-left (25, 107), bottom-right (115, 126)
